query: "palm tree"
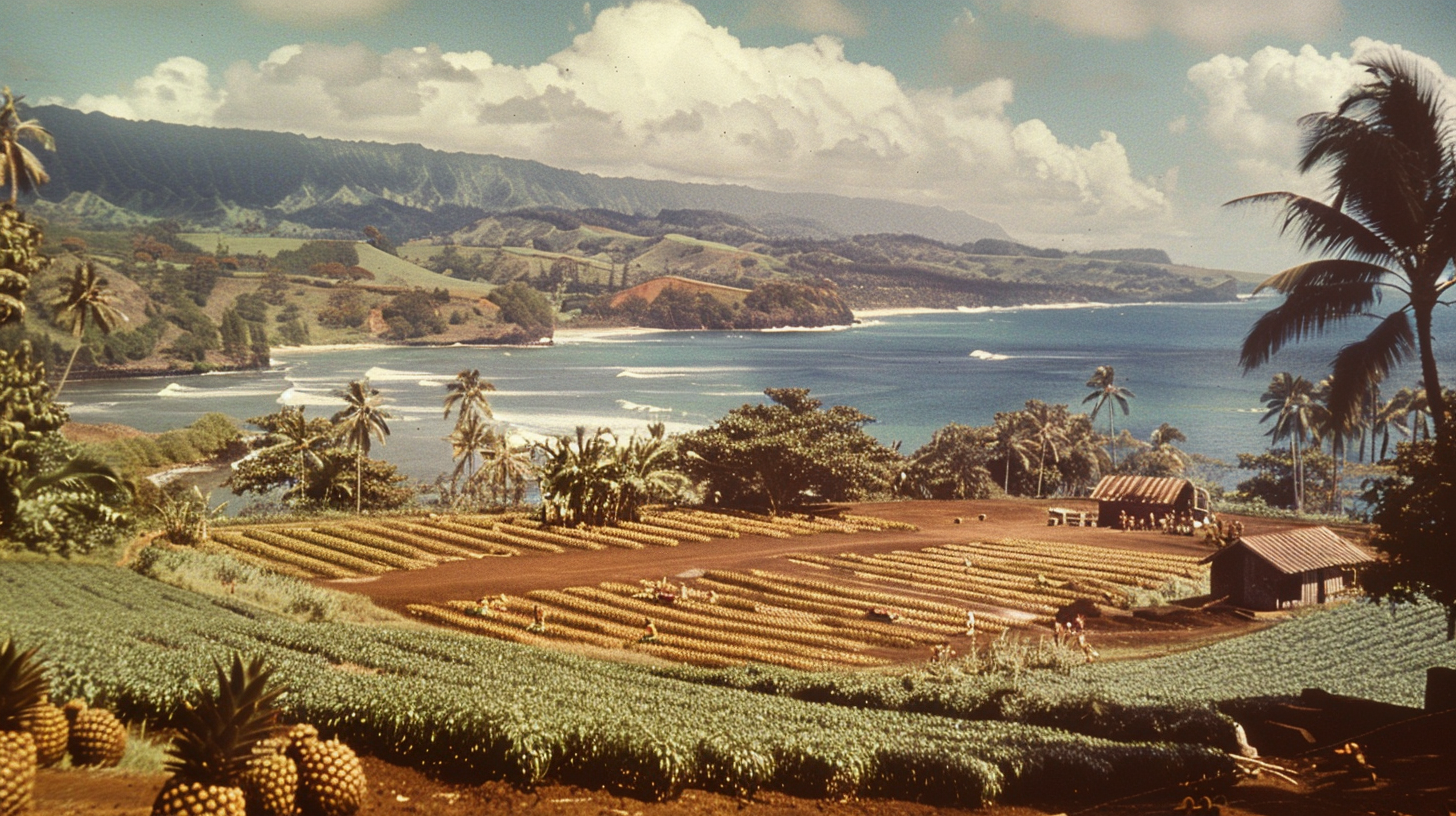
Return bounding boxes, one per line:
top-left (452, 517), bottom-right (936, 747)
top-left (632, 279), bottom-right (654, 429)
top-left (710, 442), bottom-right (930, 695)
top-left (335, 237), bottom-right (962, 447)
top-left (442, 368), bottom-right (496, 485)
top-left (1231, 52), bottom-right (1456, 446)
top-left (1082, 365), bottom-right (1135, 467)
top-left (1260, 372), bottom-right (1318, 512)
top-left (475, 430), bottom-right (536, 507)
top-left (266, 406), bottom-right (327, 509)
top-left (0, 88), bottom-right (55, 204)
top-left (1022, 400), bottom-right (1069, 499)
top-left (50, 260), bottom-right (127, 398)
top-left (446, 409), bottom-right (491, 503)
top-left (443, 369), bottom-right (496, 423)
top-left (1369, 387), bottom-right (1414, 461)
top-left (332, 378), bottom-right (391, 513)
top-left (992, 411), bottom-right (1037, 495)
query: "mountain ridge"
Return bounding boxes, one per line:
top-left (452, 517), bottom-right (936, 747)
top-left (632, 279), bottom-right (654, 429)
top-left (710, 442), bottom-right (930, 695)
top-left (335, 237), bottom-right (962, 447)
top-left (26, 105), bottom-right (1011, 245)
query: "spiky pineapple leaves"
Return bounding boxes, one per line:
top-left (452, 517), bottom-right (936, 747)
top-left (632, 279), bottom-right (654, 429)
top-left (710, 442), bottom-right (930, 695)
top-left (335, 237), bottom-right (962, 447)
top-left (166, 654), bottom-right (286, 788)
top-left (0, 638), bottom-right (48, 730)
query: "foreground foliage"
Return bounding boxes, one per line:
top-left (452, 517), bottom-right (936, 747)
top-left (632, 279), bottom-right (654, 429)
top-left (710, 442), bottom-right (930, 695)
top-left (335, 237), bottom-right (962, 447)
top-left (0, 562), bottom-right (1235, 806)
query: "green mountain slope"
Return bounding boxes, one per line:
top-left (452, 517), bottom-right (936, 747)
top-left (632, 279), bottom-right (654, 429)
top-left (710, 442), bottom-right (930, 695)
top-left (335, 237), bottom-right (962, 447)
top-left (27, 104), bottom-right (1009, 245)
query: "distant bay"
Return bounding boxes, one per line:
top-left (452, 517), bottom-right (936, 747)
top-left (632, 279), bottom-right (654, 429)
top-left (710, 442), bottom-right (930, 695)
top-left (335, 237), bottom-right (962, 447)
top-left (61, 300), bottom-right (1455, 492)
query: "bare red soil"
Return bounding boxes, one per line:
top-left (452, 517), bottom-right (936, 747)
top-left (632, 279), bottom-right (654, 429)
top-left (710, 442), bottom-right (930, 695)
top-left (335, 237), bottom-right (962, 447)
top-left (34, 744), bottom-right (1454, 816)
top-left (346, 498), bottom-right (1265, 610)
top-left (339, 498), bottom-right (1296, 660)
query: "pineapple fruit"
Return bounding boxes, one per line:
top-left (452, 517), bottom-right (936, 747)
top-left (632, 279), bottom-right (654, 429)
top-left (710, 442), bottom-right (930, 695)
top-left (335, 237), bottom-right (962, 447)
top-left (151, 654), bottom-right (285, 816)
top-left (15, 704), bottom-right (66, 768)
top-left (1, 638), bottom-right (50, 816)
top-left (63, 700), bottom-right (126, 767)
top-left (288, 731), bottom-right (366, 816)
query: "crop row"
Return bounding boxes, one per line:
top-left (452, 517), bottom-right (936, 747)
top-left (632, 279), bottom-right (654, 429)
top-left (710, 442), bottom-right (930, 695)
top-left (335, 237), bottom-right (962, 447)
top-left (211, 508), bottom-right (907, 583)
top-left (3, 562), bottom-right (1243, 806)
top-left (209, 530), bottom-right (355, 579)
top-left (804, 550), bottom-right (1083, 608)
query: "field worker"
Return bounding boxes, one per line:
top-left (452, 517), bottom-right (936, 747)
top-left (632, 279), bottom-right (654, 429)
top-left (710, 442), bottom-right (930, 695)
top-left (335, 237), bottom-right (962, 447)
top-left (964, 610), bottom-right (976, 637)
top-left (1052, 620), bottom-right (1065, 646)
top-left (472, 596), bottom-right (494, 617)
top-left (640, 617), bottom-right (659, 643)
top-left (527, 604), bottom-right (547, 633)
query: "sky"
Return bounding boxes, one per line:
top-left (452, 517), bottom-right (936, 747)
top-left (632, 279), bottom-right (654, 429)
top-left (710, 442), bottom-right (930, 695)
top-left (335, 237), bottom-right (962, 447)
top-left (9, 0), bottom-right (1456, 273)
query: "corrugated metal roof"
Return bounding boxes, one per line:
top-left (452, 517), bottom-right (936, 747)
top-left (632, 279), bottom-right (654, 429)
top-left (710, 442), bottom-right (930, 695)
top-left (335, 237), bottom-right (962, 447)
top-left (1214, 526), bottom-right (1376, 574)
top-left (1089, 475), bottom-right (1191, 505)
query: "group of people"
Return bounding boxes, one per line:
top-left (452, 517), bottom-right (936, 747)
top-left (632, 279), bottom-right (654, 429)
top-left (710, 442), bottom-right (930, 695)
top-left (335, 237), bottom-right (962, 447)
top-left (1203, 518), bottom-right (1246, 547)
top-left (1053, 613), bottom-right (1099, 663)
top-left (469, 594), bottom-right (511, 618)
top-left (1116, 509), bottom-right (1198, 536)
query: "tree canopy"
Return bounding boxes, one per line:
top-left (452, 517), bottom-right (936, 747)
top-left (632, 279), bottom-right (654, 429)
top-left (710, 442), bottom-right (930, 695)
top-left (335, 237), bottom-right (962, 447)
top-left (678, 388), bottom-right (899, 513)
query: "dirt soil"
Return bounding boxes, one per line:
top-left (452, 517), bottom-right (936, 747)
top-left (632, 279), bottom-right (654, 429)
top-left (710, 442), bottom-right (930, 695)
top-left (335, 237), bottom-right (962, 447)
top-left (341, 498), bottom-right (1298, 658)
top-left (33, 747), bottom-right (1454, 816)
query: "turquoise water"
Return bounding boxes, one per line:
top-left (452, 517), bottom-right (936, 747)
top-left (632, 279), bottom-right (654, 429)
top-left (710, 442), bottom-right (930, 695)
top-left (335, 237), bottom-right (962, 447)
top-left (60, 299), bottom-right (1452, 487)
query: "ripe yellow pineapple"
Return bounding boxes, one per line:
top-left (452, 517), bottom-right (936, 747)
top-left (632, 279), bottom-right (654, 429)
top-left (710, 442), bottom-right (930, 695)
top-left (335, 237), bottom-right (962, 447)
top-left (63, 700), bottom-right (126, 767)
top-left (288, 734), bottom-right (367, 816)
top-left (0, 637), bottom-right (51, 816)
top-left (15, 703), bottom-right (66, 768)
top-left (151, 655), bottom-right (287, 816)
top-left (239, 752), bottom-right (299, 816)
top-left (0, 732), bottom-right (36, 816)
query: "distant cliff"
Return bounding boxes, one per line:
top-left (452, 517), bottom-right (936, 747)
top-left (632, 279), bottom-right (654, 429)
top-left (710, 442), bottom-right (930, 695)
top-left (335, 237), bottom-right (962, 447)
top-left (28, 105), bottom-right (1010, 244)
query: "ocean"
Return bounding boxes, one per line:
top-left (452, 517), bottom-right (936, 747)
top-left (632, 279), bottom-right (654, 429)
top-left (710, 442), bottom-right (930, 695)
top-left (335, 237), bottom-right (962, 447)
top-left (60, 299), bottom-right (1453, 492)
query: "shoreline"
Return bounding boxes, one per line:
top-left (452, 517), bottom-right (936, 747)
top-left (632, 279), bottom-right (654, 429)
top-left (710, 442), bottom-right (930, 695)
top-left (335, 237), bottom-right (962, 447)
top-left (61, 298), bottom-right (1252, 384)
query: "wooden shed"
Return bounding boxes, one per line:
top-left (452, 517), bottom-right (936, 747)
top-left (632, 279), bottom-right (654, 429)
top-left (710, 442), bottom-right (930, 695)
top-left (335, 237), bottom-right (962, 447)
top-left (1088, 475), bottom-right (1211, 528)
top-left (1203, 526), bottom-right (1375, 610)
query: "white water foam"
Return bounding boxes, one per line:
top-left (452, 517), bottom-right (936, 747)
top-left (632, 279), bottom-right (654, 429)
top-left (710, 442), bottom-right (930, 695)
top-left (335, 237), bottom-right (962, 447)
top-left (617, 399), bottom-right (673, 413)
top-left (760, 323), bottom-right (858, 333)
top-left (276, 387), bottom-right (347, 408)
top-left (156, 383), bottom-right (283, 399)
top-left (617, 370), bottom-right (684, 379)
top-left (363, 366), bottom-right (443, 382)
top-left (617, 366), bottom-right (749, 379)
top-left (492, 408), bottom-right (701, 439)
top-left (969, 350), bottom-right (1012, 361)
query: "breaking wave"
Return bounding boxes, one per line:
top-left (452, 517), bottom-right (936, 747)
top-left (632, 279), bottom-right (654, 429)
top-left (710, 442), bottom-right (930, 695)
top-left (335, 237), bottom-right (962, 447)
top-left (617, 400), bottom-right (673, 413)
top-left (969, 350), bottom-right (1011, 361)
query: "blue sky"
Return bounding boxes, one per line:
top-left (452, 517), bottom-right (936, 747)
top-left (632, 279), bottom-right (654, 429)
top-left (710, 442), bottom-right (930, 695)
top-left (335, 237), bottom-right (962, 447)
top-left (10, 0), bottom-right (1456, 272)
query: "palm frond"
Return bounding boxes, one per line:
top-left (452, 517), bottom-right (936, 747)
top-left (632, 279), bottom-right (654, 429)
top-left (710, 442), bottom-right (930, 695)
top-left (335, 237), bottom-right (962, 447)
top-left (1239, 280), bottom-right (1383, 371)
top-left (1252, 258), bottom-right (1393, 296)
top-left (1227, 192), bottom-right (1395, 266)
top-left (1326, 310), bottom-right (1416, 431)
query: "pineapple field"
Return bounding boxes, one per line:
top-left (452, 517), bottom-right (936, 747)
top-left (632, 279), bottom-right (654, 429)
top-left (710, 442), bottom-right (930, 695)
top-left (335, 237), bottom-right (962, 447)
top-left (0, 561), bottom-right (1244, 807)
top-left (205, 509), bottom-right (911, 580)
top-left (399, 532), bottom-right (1204, 670)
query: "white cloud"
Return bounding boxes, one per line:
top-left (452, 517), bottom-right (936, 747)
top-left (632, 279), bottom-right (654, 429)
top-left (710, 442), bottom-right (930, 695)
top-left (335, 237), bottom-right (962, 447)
top-left (71, 56), bottom-right (223, 126)
top-left (1007, 0), bottom-right (1343, 50)
top-left (1186, 38), bottom-right (1456, 194)
top-left (745, 0), bottom-right (866, 37)
top-left (60, 0), bottom-right (1170, 241)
